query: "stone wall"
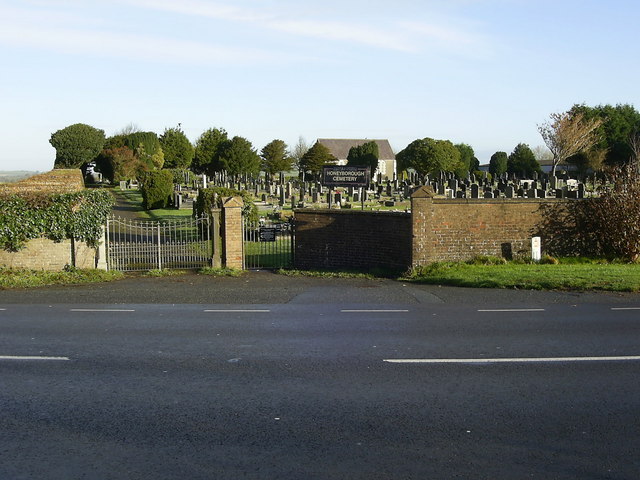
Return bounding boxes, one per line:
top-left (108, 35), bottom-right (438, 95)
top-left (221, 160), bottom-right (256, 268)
top-left (0, 238), bottom-right (99, 270)
top-left (293, 209), bottom-right (412, 271)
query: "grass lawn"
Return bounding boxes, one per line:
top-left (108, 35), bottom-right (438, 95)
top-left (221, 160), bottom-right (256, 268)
top-left (112, 188), bottom-right (194, 221)
top-left (405, 261), bottom-right (640, 292)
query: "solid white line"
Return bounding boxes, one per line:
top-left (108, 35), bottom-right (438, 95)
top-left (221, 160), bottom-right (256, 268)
top-left (0, 355), bottom-right (70, 361)
top-left (384, 356), bottom-right (640, 364)
top-left (341, 309), bottom-right (409, 313)
top-left (611, 307), bottom-right (640, 311)
top-left (477, 309), bottom-right (545, 312)
top-left (70, 309), bottom-right (135, 312)
top-left (204, 309), bottom-right (271, 313)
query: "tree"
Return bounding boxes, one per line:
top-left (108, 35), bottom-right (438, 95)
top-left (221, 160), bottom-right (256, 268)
top-left (49, 123), bottom-right (106, 169)
top-left (507, 143), bottom-right (541, 178)
top-left (454, 143), bottom-right (478, 178)
top-left (538, 111), bottom-right (603, 177)
top-left (218, 136), bottom-right (261, 176)
top-left (159, 126), bottom-right (194, 169)
top-left (396, 138), bottom-right (460, 177)
top-left (192, 128), bottom-right (228, 175)
top-left (567, 104), bottom-right (640, 167)
top-left (489, 151), bottom-right (508, 177)
top-left (123, 132), bottom-right (163, 168)
top-left (346, 141), bottom-right (379, 174)
top-left (300, 142), bottom-right (337, 177)
top-left (95, 146), bottom-right (147, 183)
top-left (261, 139), bottom-right (292, 175)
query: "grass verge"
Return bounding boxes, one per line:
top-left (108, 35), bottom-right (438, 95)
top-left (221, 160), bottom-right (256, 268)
top-left (404, 260), bottom-right (640, 292)
top-left (0, 268), bottom-right (124, 289)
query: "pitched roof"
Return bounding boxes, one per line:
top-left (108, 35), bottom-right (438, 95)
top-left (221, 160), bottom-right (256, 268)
top-left (317, 139), bottom-right (395, 161)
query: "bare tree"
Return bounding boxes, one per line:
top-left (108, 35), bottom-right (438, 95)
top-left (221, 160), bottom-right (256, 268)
top-left (538, 111), bottom-right (603, 177)
top-left (291, 136), bottom-right (310, 181)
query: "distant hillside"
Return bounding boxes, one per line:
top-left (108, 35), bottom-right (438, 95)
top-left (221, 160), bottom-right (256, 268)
top-left (0, 171), bottom-right (40, 183)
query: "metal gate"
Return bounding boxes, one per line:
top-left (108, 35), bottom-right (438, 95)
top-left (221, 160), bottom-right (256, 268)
top-left (243, 217), bottom-right (294, 269)
top-left (106, 216), bottom-right (213, 271)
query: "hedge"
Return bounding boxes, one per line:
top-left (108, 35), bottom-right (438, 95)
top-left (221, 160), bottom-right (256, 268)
top-left (139, 170), bottom-right (174, 210)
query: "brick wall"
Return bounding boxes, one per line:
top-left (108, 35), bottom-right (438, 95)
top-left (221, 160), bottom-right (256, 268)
top-left (292, 188), bottom-right (571, 271)
top-left (411, 186), bottom-right (567, 265)
top-left (0, 238), bottom-right (99, 270)
top-left (293, 209), bottom-right (412, 271)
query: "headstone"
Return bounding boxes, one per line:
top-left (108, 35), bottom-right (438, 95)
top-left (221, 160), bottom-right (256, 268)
top-left (470, 184), bottom-right (480, 199)
top-left (505, 186), bottom-right (515, 198)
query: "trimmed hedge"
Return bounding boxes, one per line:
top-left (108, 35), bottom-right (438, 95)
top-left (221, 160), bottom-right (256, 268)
top-left (139, 170), bottom-right (174, 210)
top-left (0, 189), bottom-right (114, 252)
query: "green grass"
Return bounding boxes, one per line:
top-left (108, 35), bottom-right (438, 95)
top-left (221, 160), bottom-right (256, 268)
top-left (0, 268), bottom-right (124, 289)
top-left (276, 268), bottom-right (376, 279)
top-left (113, 188), bottom-right (193, 221)
top-left (198, 267), bottom-right (244, 277)
top-left (405, 261), bottom-right (640, 292)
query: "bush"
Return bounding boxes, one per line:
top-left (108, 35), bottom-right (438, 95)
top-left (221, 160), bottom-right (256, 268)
top-left (139, 170), bottom-right (174, 210)
top-left (193, 187), bottom-right (258, 221)
top-left (538, 163), bottom-right (640, 262)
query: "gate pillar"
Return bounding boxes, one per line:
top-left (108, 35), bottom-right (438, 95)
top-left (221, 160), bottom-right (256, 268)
top-left (221, 196), bottom-right (244, 269)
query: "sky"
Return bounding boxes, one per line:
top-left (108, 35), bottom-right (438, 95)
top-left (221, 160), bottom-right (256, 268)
top-left (1, 0), bottom-right (639, 172)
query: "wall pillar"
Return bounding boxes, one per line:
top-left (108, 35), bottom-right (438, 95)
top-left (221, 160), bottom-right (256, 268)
top-left (221, 196), bottom-right (244, 269)
top-left (410, 186), bottom-right (435, 267)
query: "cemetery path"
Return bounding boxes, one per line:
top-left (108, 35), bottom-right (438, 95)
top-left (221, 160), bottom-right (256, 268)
top-left (0, 270), bottom-right (637, 305)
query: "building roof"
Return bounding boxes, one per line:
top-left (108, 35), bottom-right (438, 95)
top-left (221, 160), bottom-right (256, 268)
top-left (317, 139), bottom-right (395, 161)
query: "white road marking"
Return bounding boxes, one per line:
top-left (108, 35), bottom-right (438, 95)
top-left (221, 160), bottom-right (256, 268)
top-left (70, 309), bottom-right (135, 312)
top-left (477, 309), bottom-right (545, 312)
top-left (0, 355), bottom-right (70, 361)
top-left (611, 307), bottom-right (640, 311)
top-left (384, 356), bottom-right (640, 364)
top-left (341, 310), bottom-right (409, 313)
top-left (204, 309), bottom-right (271, 313)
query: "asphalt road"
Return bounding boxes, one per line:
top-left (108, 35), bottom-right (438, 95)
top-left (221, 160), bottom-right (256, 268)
top-left (2, 272), bottom-right (640, 479)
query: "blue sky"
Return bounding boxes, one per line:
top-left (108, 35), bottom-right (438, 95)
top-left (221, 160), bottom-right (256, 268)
top-left (1, 0), bottom-right (639, 172)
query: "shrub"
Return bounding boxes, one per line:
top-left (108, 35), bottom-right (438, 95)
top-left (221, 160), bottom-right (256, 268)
top-left (193, 187), bottom-right (258, 221)
top-left (139, 170), bottom-right (174, 210)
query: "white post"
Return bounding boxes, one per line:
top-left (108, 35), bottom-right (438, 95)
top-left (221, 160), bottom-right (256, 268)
top-left (531, 236), bottom-right (541, 262)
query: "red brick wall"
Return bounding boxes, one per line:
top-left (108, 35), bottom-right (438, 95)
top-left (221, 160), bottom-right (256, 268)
top-left (293, 209), bottom-right (412, 271)
top-left (411, 187), bottom-right (568, 265)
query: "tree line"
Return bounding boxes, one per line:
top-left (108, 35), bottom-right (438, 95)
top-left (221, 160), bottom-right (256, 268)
top-left (48, 103), bottom-right (640, 183)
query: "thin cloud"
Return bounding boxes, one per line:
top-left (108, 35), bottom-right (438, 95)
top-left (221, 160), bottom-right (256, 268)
top-left (119, 0), bottom-right (490, 55)
top-left (0, 4), bottom-right (292, 65)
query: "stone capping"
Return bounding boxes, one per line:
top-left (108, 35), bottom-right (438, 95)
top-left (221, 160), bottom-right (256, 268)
top-left (292, 208), bottom-right (409, 218)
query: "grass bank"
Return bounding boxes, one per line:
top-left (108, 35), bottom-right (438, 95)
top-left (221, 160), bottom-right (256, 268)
top-left (405, 259), bottom-right (640, 292)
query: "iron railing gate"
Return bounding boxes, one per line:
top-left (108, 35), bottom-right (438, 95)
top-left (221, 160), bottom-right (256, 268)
top-left (243, 217), bottom-right (293, 269)
top-left (106, 216), bottom-right (213, 271)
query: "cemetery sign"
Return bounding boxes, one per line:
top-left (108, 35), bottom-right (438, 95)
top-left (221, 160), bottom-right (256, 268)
top-left (322, 166), bottom-right (370, 187)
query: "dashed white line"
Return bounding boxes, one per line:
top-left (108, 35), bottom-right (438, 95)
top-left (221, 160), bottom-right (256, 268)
top-left (341, 310), bottom-right (409, 313)
top-left (204, 309), bottom-right (271, 313)
top-left (0, 355), bottom-right (70, 361)
top-left (70, 309), bottom-right (135, 312)
top-left (477, 309), bottom-right (545, 312)
top-left (384, 356), bottom-right (640, 364)
top-left (611, 307), bottom-right (640, 311)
